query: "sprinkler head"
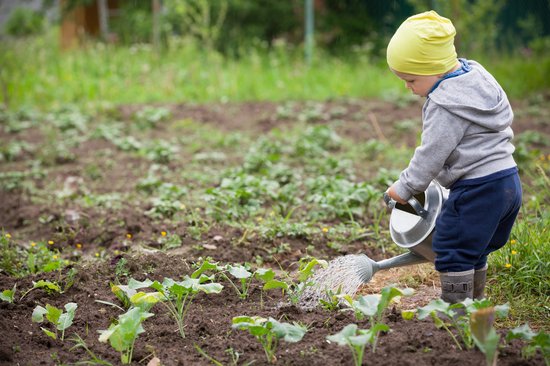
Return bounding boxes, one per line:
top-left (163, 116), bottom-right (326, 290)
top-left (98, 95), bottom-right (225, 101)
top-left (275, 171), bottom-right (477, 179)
top-left (354, 254), bottom-right (380, 283)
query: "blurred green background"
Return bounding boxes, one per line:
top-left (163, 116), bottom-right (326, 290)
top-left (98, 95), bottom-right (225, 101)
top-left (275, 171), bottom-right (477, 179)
top-left (1, 0), bottom-right (549, 108)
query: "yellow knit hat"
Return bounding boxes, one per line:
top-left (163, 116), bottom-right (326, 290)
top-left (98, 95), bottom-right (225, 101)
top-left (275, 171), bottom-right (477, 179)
top-left (387, 10), bottom-right (457, 75)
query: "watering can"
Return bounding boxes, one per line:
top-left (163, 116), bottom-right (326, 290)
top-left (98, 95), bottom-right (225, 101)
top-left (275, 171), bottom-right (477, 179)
top-left (355, 181), bottom-right (449, 283)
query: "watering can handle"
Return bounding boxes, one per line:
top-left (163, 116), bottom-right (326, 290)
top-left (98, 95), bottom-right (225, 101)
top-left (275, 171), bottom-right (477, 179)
top-left (383, 192), bottom-right (428, 219)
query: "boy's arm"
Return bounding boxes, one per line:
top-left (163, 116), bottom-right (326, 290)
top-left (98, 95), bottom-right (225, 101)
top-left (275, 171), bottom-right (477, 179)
top-left (392, 104), bottom-right (468, 201)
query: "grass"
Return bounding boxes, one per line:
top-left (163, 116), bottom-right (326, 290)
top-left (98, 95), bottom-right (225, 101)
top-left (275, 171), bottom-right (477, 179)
top-left (2, 28), bottom-right (550, 108)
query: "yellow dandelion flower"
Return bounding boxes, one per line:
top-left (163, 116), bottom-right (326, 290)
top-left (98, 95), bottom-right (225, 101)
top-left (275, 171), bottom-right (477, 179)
top-left (161, 231), bottom-right (167, 237)
top-left (65, 260), bottom-right (70, 265)
top-left (48, 240), bottom-right (54, 245)
top-left (511, 250), bottom-right (518, 255)
top-left (505, 263), bottom-right (512, 268)
top-left (256, 217), bottom-right (263, 222)
top-left (95, 252), bottom-right (100, 257)
top-left (31, 242), bottom-right (36, 247)
top-left (52, 255), bottom-right (58, 260)
top-left (5, 233), bottom-right (11, 239)
top-left (76, 243), bottom-right (82, 249)
top-left (322, 227), bottom-right (329, 233)
top-left (126, 233), bottom-right (132, 239)
top-left (510, 239), bottom-right (517, 245)
top-left (114, 250), bottom-right (121, 255)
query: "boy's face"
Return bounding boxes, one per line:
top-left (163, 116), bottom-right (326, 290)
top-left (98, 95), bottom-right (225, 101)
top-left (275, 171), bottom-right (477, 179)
top-left (391, 69), bottom-right (441, 97)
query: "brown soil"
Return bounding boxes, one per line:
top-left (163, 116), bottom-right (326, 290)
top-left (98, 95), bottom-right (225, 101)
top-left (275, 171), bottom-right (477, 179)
top-left (1, 98), bottom-right (548, 366)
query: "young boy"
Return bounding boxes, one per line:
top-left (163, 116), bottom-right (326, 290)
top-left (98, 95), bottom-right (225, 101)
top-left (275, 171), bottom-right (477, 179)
top-left (384, 11), bottom-right (522, 303)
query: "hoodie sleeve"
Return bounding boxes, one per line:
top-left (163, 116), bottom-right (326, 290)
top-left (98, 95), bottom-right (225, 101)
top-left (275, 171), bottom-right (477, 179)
top-left (393, 101), bottom-right (469, 201)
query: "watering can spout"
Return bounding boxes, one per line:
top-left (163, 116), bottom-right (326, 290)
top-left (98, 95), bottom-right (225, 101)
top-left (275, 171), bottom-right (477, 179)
top-left (355, 252), bottom-right (429, 283)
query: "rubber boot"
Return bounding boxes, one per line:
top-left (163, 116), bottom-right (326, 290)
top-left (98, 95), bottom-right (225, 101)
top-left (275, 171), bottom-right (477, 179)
top-left (473, 264), bottom-right (488, 300)
top-left (439, 269), bottom-right (474, 304)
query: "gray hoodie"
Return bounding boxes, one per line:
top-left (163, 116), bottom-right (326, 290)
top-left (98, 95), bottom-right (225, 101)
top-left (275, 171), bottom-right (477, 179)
top-left (393, 59), bottom-right (517, 201)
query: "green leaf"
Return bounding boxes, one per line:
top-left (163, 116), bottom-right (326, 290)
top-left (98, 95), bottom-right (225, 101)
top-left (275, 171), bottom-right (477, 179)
top-left (506, 323), bottom-right (537, 341)
top-left (198, 282), bottom-right (223, 294)
top-left (45, 304), bottom-right (63, 325)
top-left (270, 318), bottom-right (307, 343)
top-left (41, 327), bottom-right (57, 340)
top-left (255, 268), bottom-right (275, 282)
top-left (227, 264), bottom-right (252, 279)
top-left (130, 291), bottom-right (165, 311)
top-left (353, 294), bottom-right (379, 317)
top-left (0, 285), bottom-right (16, 303)
top-left (417, 299), bottom-right (452, 320)
top-left (191, 259), bottom-right (222, 278)
top-left (327, 324), bottom-right (359, 346)
top-left (127, 278), bottom-right (153, 290)
top-left (401, 310), bottom-right (416, 320)
top-left (263, 279), bottom-right (288, 291)
top-left (57, 302), bottom-right (77, 331)
top-left (32, 280), bottom-right (61, 293)
top-left (32, 305), bottom-right (48, 323)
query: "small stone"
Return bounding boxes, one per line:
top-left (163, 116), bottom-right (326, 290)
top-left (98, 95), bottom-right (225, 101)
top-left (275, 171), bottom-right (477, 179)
top-left (203, 244), bottom-right (217, 250)
top-left (213, 235), bottom-right (223, 242)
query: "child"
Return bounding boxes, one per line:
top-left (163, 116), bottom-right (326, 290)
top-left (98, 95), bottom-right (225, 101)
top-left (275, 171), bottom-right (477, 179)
top-left (384, 11), bottom-right (522, 303)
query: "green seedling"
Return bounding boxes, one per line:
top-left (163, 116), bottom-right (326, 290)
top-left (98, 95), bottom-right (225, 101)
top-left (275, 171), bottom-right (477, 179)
top-left (417, 298), bottom-right (509, 351)
top-left (470, 307), bottom-right (500, 366)
top-left (327, 323), bottom-right (389, 366)
top-left (232, 316), bottom-right (307, 363)
top-left (32, 302), bottom-right (77, 341)
top-left (69, 333), bottom-right (113, 366)
top-left (20, 279), bottom-right (62, 300)
top-left (151, 274), bottom-right (223, 338)
top-left (109, 278), bottom-right (164, 311)
top-left (506, 323), bottom-right (550, 364)
top-left (220, 263), bottom-right (254, 300)
top-left (0, 284), bottom-right (16, 303)
top-left (261, 257), bottom-right (327, 305)
top-left (341, 286), bottom-right (413, 352)
top-left (319, 287), bottom-right (342, 311)
top-left (98, 307), bottom-right (154, 364)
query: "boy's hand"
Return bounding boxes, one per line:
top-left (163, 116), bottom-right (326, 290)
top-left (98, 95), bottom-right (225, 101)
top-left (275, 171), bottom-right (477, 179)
top-left (386, 184), bottom-right (407, 205)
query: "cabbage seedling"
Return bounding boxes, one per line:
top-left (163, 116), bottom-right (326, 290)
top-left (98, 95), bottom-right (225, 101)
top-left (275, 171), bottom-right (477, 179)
top-left (0, 284), bottom-right (16, 303)
top-left (506, 323), bottom-right (550, 363)
top-left (417, 298), bottom-right (509, 351)
top-left (326, 323), bottom-right (389, 366)
top-left (151, 275), bottom-right (223, 338)
top-left (470, 307), bottom-right (500, 366)
top-left (221, 263), bottom-right (254, 300)
top-left (342, 286), bottom-right (413, 352)
top-left (98, 307), bottom-right (154, 364)
top-left (32, 302), bottom-right (77, 341)
top-left (232, 316), bottom-right (307, 363)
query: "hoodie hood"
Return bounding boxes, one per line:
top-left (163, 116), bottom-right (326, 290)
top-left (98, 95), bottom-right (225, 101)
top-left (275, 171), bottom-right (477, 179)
top-left (428, 60), bottom-right (513, 131)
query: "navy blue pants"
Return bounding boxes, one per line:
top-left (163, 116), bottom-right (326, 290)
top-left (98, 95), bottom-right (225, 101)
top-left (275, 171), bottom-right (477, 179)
top-left (433, 167), bottom-right (522, 272)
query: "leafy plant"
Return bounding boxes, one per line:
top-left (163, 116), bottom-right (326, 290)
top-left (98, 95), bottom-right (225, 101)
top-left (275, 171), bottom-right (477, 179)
top-left (327, 323), bottom-right (388, 366)
top-left (220, 263), bottom-right (254, 300)
top-left (32, 302), bottom-right (78, 341)
top-left (98, 307), bottom-right (154, 364)
top-left (150, 268), bottom-right (223, 338)
top-left (416, 298), bottom-right (509, 351)
top-left (232, 316), bottom-right (307, 363)
top-left (506, 323), bottom-right (550, 364)
top-left (470, 307), bottom-right (500, 366)
top-left (261, 257), bottom-right (327, 305)
top-left (0, 284), bottom-right (16, 303)
top-left (20, 279), bottom-right (62, 300)
top-left (110, 278), bottom-right (164, 311)
top-left (342, 286), bottom-right (413, 352)
top-left (69, 333), bottom-right (113, 366)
